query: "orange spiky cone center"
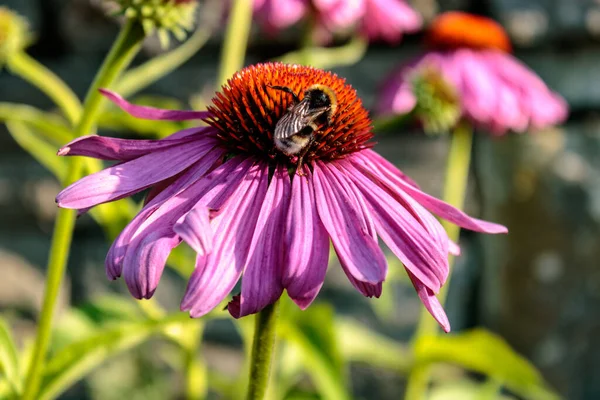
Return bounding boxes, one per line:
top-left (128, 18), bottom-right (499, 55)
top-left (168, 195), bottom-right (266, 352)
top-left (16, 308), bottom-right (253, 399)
top-left (205, 63), bottom-right (374, 166)
top-left (426, 12), bottom-right (512, 53)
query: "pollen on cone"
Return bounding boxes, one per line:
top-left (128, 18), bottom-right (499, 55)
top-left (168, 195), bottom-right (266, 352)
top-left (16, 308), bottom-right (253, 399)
top-left (204, 63), bottom-right (374, 166)
top-left (426, 12), bottom-right (512, 53)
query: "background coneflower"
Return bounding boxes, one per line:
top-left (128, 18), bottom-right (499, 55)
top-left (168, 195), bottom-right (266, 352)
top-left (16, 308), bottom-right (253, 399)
top-left (377, 11), bottom-right (568, 134)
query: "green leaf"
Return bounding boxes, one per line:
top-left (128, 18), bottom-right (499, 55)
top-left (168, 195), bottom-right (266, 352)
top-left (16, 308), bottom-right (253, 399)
top-left (38, 313), bottom-right (193, 400)
top-left (415, 329), bottom-right (560, 400)
top-left (5, 121), bottom-right (68, 181)
top-left (279, 302), bottom-right (350, 400)
top-left (0, 102), bottom-right (73, 145)
top-left (336, 318), bottom-right (412, 374)
top-left (276, 36), bottom-right (368, 70)
top-left (0, 317), bottom-right (22, 396)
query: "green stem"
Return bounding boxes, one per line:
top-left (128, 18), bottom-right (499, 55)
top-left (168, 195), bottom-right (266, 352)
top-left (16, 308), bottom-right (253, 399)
top-left (217, 0), bottom-right (253, 86)
top-left (116, 24), bottom-right (212, 97)
top-left (183, 325), bottom-right (207, 400)
top-left (246, 300), bottom-right (280, 400)
top-left (404, 122), bottom-right (473, 400)
top-left (299, 13), bottom-right (316, 65)
top-left (7, 51), bottom-right (82, 125)
top-left (21, 19), bottom-right (145, 400)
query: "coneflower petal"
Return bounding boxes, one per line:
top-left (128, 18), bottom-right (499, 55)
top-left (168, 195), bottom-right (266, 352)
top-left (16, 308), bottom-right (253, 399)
top-left (57, 127), bottom-right (210, 161)
top-left (357, 150), bottom-right (508, 233)
top-left (341, 160), bottom-right (447, 292)
top-left (174, 206), bottom-right (213, 256)
top-left (100, 89), bottom-right (211, 121)
top-left (282, 169), bottom-right (330, 309)
top-left (121, 157), bottom-right (251, 299)
top-left (407, 270), bottom-right (450, 333)
top-left (228, 165), bottom-right (290, 318)
top-left (104, 150), bottom-right (233, 280)
top-left (56, 137), bottom-right (216, 210)
top-left (182, 163), bottom-right (269, 317)
top-left (313, 162), bottom-right (387, 284)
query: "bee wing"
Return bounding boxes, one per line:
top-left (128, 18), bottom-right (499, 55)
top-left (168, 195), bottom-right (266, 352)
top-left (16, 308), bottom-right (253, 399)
top-left (274, 101), bottom-right (312, 140)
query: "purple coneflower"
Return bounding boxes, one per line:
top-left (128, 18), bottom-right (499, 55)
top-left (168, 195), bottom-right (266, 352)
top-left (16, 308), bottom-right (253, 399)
top-left (56, 63), bottom-right (506, 332)
top-left (253, 0), bottom-right (421, 44)
top-left (377, 12), bottom-right (568, 134)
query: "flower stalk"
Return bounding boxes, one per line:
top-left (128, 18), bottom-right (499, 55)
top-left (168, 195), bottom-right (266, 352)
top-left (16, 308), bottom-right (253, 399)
top-left (21, 19), bottom-right (145, 400)
top-left (404, 122), bottom-right (474, 400)
top-left (217, 0), bottom-right (253, 86)
top-left (246, 300), bottom-right (280, 400)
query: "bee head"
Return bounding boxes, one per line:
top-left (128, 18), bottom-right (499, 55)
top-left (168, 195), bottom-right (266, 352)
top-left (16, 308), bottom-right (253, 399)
top-left (305, 84), bottom-right (338, 113)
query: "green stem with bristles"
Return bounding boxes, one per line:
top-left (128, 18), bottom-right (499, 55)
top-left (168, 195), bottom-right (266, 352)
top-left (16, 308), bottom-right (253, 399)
top-left (404, 122), bottom-right (473, 400)
top-left (246, 300), bottom-right (280, 400)
top-left (21, 19), bottom-right (145, 400)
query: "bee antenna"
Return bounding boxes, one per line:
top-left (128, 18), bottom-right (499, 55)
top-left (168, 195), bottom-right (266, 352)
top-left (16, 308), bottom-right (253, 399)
top-left (267, 85), bottom-right (300, 103)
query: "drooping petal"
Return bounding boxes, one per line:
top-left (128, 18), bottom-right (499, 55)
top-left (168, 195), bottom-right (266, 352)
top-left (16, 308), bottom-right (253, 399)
top-left (337, 160), bottom-right (447, 292)
top-left (56, 137), bottom-right (216, 210)
top-left (173, 206), bottom-right (213, 256)
top-left (121, 157), bottom-right (252, 299)
top-left (105, 148), bottom-right (225, 280)
top-left (313, 161), bottom-right (387, 284)
top-left (356, 150), bottom-right (507, 233)
top-left (343, 268), bottom-right (383, 297)
top-left (458, 50), bottom-right (497, 126)
top-left (228, 165), bottom-right (290, 318)
top-left (282, 170), bottom-right (330, 309)
top-left (182, 162), bottom-right (269, 318)
top-left (100, 89), bottom-right (211, 121)
top-left (407, 270), bottom-right (450, 333)
top-left (56, 128), bottom-right (209, 161)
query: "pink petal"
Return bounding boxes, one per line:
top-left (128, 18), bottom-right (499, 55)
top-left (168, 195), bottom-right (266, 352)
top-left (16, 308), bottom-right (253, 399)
top-left (228, 165), bottom-right (290, 318)
top-left (407, 270), bottom-right (450, 333)
top-left (182, 163), bottom-right (269, 318)
top-left (313, 161), bottom-right (387, 284)
top-left (254, 0), bottom-right (307, 31)
top-left (357, 150), bottom-right (507, 234)
top-left (174, 206), bottom-right (213, 256)
top-left (337, 160), bottom-right (447, 292)
top-left (362, 0), bottom-right (422, 43)
top-left (100, 89), bottom-right (210, 121)
top-left (104, 148), bottom-right (225, 280)
top-left (57, 128), bottom-right (210, 161)
top-left (121, 157), bottom-right (252, 299)
top-left (343, 262), bottom-right (383, 297)
top-left (56, 137), bottom-right (216, 210)
top-left (458, 50), bottom-right (498, 126)
top-left (282, 171), bottom-right (330, 309)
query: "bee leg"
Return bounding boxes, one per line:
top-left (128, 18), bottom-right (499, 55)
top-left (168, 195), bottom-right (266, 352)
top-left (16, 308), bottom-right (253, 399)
top-left (267, 85), bottom-right (300, 103)
top-left (295, 135), bottom-right (316, 176)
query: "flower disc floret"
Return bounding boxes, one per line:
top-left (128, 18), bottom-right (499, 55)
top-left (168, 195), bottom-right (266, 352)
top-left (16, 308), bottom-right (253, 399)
top-left (426, 11), bottom-right (512, 53)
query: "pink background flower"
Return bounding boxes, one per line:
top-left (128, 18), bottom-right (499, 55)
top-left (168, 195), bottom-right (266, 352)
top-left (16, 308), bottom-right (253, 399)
top-left (253, 0), bottom-right (422, 43)
top-left (377, 12), bottom-right (568, 134)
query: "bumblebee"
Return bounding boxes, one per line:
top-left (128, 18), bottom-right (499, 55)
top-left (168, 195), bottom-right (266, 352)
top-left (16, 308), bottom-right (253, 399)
top-left (269, 84), bottom-right (338, 168)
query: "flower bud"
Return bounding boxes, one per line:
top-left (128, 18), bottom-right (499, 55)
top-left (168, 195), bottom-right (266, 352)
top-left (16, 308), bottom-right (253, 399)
top-left (108, 0), bottom-right (198, 47)
top-left (0, 7), bottom-right (31, 65)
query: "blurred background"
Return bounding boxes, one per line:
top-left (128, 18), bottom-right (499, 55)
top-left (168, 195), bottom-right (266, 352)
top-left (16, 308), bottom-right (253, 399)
top-left (1, 0), bottom-right (599, 399)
